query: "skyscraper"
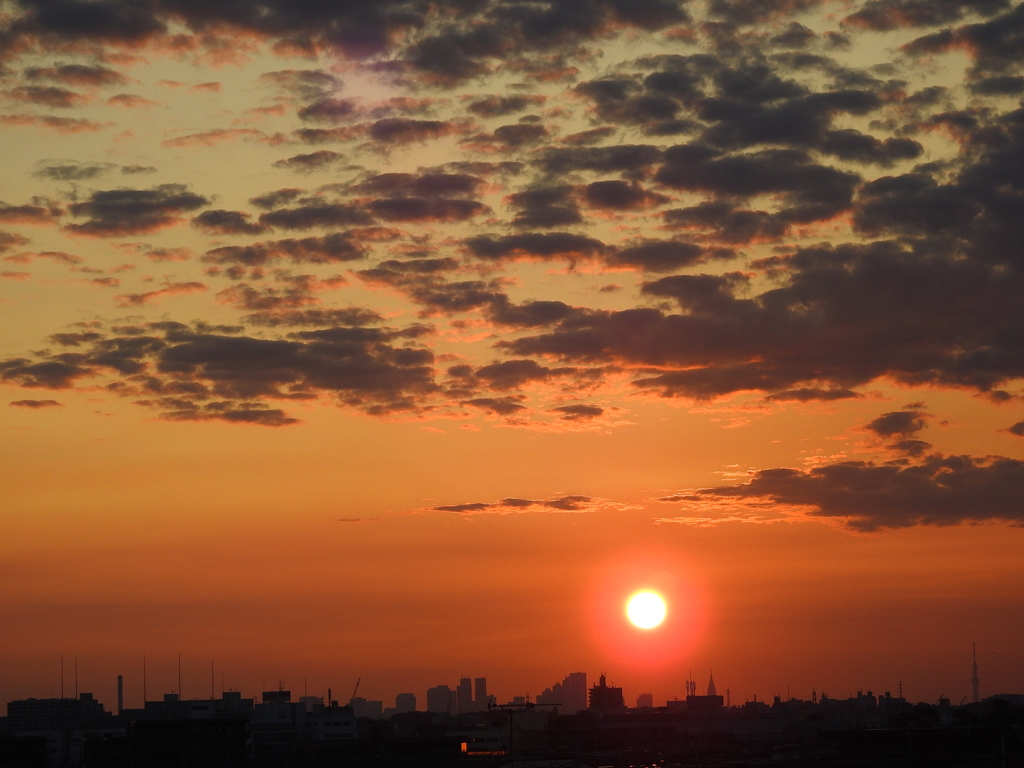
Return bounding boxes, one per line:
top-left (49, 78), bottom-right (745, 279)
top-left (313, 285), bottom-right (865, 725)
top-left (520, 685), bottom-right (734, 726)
top-left (456, 677), bottom-right (473, 713)
top-left (474, 678), bottom-right (488, 710)
top-left (426, 685), bottom-right (452, 714)
top-left (972, 643), bottom-right (980, 703)
top-left (537, 672), bottom-right (587, 714)
top-left (707, 672), bottom-right (717, 697)
top-left (395, 693), bottom-right (416, 713)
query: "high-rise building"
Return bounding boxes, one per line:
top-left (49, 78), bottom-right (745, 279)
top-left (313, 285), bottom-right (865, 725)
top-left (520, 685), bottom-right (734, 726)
top-left (588, 674), bottom-right (624, 712)
top-left (426, 685), bottom-right (452, 714)
top-left (972, 643), bottom-right (980, 703)
top-left (537, 672), bottom-right (587, 714)
top-left (474, 678), bottom-right (488, 711)
top-left (636, 693), bottom-right (653, 709)
top-left (395, 693), bottom-right (416, 713)
top-left (457, 677), bottom-right (473, 713)
top-left (707, 672), bottom-right (717, 697)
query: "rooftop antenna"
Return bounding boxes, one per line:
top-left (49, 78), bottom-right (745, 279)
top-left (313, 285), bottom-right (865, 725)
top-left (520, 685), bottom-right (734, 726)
top-left (211, 660), bottom-right (215, 700)
top-left (178, 653), bottom-right (182, 699)
top-left (972, 642), bottom-right (980, 703)
top-left (143, 656), bottom-right (147, 703)
top-left (60, 654), bottom-right (64, 699)
top-left (75, 657), bottom-right (78, 699)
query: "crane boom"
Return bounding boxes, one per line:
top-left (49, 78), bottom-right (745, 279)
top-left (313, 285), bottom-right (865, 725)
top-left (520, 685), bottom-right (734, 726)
top-left (349, 677), bottom-right (360, 704)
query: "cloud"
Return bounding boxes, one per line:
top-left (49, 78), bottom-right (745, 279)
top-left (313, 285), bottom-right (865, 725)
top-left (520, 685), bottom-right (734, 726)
top-left (367, 118), bottom-right (461, 144)
top-left (432, 494), bottom-right (615, 514)
top-left (466, 94), bottom-right (546, 118)
top-left (297, 98), bottom-right (357, 123)
top-left (686, 452), bottom-right (1024, 531)
top-left (0, 115), bottom-right (106, 133)
top-left (0, 199), bottom-right (63, 224)
top-left (845, 0), bottom-right (1009, 30)
top-left (1, 321), bottom-right (440, 420)
top-left (272, 150), bottom-right (346, 172)
top-left (24, 64), bottom-right (128, 87)
top-left (4, 85), bottom-right (87, 108)
top-left (34, 162), bottom-right (114, 181)
top-left (9, 399), bottom-right (62, 408)
top-left (65, 184), bottom-right (209, 236)
top-left (258, 202), bottom-right (373, 230)
top-left (0, 230), bottom-right (30, 253)
top-left (192, 209), bottom-right (267, 235)
top-left (115, 281), bottom-right (207, 306)
top-left (162, 128), bottom-right (266, 148)
top-left (203, 232), bottom-right (369, 266)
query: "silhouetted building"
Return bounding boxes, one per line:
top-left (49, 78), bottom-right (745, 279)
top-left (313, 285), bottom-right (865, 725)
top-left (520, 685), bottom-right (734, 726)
top-left (350, 697), bottom-right (383, 719)
top-left (474, 678), bottom-right (490, 711)
top-left (457, 677), bottom-right (473, 713)
top-left (426, 685), bottom-right (452, 714)
top-left (588, 675), bottom-right (624, 712)
top-left (395, 693), bottom-right (416, 713)
top-left (636, 693), bottom-right (653, 709)
top-left (262, 690), bottom-right (291, 705)
top-left (537, 672), bottom-right (587, 714)
top-left (6, 693), bottom-right (119, 766)
top-left (707, 671), bottom-right (717, 697)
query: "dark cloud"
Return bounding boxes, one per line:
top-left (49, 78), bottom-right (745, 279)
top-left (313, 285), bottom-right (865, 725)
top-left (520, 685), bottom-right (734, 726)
top-left (432, 494), bottom-right (601, 514)
top-left (501, 241), bottom-right (1024, 399)
top-left (355, 172), bottom-right (484, 198)
top-left (820, 130), bottom-right (923, 167)
top-left (5, 85), bottom-right (86, 108)
top-left (192, 209), bottom-right (267, 236)
top-left (462, 396), bottom-right (528, 415)
top-left (692, 452), bottom-right (1024, 530)
top-left (9, 398), bottom-right (62, 408)
top-left (258, 203), bottom-right (374, 230)
top-left (203, 232), bottom-right (368, 267)
top-left (34, 162), bottom-right (114, 181)
top-left (297, 98), bottom-right (358, 123)
top-left (249, 188), bottom-right (304, 210)
top-left (1007, 421), bottom-right (1024, 437)
top-left (121, 165), bottom-right (157, 175)
top-left (706, 0), bottom-right (823, 24)
top-left (584, 180), bottom-right (669, 210)
top-left (0, 230), bottom-right (30, 253)
top-left (367, 197), bottom-right (488, 223)
top-left (655, 144), bottom-right (859, 223)
top-left (472, 359), bottom-right (574, 390)
top-left (260, 70), bottom-right (339, 101)
top-left (244, 307), bottom-right (383, 328)
top-left (0, 198), bottom-right (63, 224)
top-left (1, 321), bottom-right (439, 421)
top-left (763, 387), bottom-right (862, 402)
top-left (24, 64), bottom-right (127, 86)
top-left (506, 186), bottom-right (582, 228)
top-left (466, 95), bottom-right (546, 118)
top-left (535, 145), bottom-right (664, 177)
top-left (608, 240), bottom-right (713, 272)
top-left (272, 151), bottom-right (345, 172)
top-left (663, 201), bottom-right (789, 245)
top-left (845, 0), bottom-right (1009, 31)
top-left (65, 184), bottom-right (208, 237)
top-left (367, 118), bottom-right (459, 144)
top-left (552, 403), bottom-right (604, 420)
top-left (465, 232), bottom-right (608, 262)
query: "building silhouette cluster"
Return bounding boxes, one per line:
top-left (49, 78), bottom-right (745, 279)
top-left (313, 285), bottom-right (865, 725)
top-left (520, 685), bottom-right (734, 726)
top-left (3, 659), bottom-right (1023, 767)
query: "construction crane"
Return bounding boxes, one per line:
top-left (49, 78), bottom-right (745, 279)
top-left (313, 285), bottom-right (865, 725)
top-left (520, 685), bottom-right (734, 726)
top-left (349, 678), bottom-right (361, 705)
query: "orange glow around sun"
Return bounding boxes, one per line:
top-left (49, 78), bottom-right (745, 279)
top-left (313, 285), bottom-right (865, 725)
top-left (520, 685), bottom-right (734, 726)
top-left (586, 550), bottom-right (707, 669)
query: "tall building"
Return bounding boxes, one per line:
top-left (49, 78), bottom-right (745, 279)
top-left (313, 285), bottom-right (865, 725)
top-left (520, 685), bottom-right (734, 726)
top-left (588, 674), bottom-right (624, 712)
top-left (474, 678), bottom-right (488, 711)
top-left (537, 672), bottom-right (587, 714)
top-left (972, 643), bottom-right (980, 703)
top-left (395, 693), bottom-right (416, 713)
top-left (456, 677), bottom-right (473, 713)
top-left (636, 693), bottom-right (653, 709)
top-left (426, 685), bottom-right (452, 714)
top-left (707, 672), bottom-right (717, 697)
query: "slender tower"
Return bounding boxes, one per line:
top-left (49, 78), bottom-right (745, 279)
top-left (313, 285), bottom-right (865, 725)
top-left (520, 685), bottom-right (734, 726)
top-left (117, 675), bottom-right (124, 715)
top-left (971, 643), bottom-right (980, 703)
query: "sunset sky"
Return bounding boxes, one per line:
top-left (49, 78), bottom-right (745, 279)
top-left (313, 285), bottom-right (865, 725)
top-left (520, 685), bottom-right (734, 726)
top-left (3, 0), bottom-right (1024, 714)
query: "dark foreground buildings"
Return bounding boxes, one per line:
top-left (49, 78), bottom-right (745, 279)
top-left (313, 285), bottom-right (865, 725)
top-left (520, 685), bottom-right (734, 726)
top-left (3, 684), bottom-right (1024, 767)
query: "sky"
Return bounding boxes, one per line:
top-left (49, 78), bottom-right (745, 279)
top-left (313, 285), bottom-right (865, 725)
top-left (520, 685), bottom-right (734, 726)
top-left (2, 0), bottom-right (1024, 714)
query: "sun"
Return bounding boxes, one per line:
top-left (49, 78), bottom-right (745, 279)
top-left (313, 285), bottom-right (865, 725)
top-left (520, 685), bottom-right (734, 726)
top-left (626, 590), bottom-right (667, 629)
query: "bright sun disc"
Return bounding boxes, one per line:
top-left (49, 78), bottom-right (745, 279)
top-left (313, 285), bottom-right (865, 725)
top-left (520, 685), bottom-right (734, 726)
top-left (626, 591), bottom-right (667, 629)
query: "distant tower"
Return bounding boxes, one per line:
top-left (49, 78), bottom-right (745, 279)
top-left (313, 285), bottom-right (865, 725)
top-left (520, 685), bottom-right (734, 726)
top-left (972, 642), bottom-right (980, 703)
top-left (117, 675), bottom-right (124, 715)
top-left (707, 671), bottom-right (717, 697)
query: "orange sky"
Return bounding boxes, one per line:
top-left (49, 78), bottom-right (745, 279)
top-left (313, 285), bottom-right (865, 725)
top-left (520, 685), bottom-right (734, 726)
top-left (3, 0), bottom-right (1024, 716)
